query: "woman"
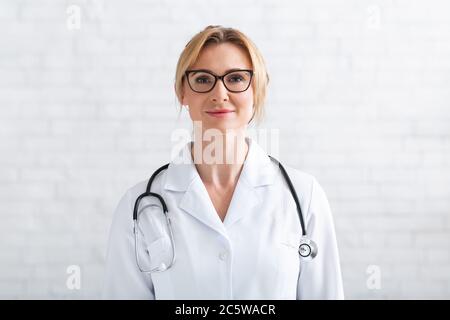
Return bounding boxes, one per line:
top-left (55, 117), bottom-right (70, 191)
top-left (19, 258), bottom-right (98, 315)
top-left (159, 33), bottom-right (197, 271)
top-left (103, 25), bottom-right (344, 299)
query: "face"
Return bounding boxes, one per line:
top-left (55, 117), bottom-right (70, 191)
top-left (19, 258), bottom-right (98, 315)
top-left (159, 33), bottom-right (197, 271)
top-left (180, 43), bottom-right (254, 133)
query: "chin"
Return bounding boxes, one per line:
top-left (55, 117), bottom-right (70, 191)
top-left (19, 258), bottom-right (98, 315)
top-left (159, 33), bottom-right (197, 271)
top-left (203, 122), bottom-right (238, 132)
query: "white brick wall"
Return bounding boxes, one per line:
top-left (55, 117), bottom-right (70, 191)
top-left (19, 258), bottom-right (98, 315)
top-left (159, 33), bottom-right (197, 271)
top-left (0, 0), bottom-right (449, 299)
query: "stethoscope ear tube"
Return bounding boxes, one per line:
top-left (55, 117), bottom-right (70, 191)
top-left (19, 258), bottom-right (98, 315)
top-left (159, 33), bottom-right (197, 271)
top-left (132, 163), bottom-right (170, 221)
top-left (268, 156), bottom-right (317, 261)
top-left (268, 156), bottom-right (307, 237)
top-left (133, 191), bottom-right (168, 220)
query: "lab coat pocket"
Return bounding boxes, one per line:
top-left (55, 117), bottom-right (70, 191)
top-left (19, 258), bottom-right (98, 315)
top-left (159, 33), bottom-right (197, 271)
top-left (146, 236), bottom-right (173, 271)
top-left (280, 232), bottom-right (301, 251)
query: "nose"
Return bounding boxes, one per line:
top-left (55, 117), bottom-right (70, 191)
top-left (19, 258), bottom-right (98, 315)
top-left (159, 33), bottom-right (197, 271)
top-left (210, 78), bottom-right (229, 103)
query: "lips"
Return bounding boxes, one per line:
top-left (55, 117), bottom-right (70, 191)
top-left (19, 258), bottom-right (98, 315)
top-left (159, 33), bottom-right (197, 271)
top-left (205, 109), bottom-right (234, 114)
top-left (205, 109), bottom-right (235, 118)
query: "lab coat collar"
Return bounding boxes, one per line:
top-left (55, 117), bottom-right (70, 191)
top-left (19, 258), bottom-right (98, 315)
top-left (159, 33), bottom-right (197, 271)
top-left (164, 137), bottom-right (276, 191)
top-left (163, 137), bottom-right (277, 233)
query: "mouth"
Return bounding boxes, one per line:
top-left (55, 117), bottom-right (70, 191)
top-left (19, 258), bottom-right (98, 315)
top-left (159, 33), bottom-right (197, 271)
top-left (205, 109), bottom-right (235, 118)
top-left (206, 109), bottom-right (234, 114)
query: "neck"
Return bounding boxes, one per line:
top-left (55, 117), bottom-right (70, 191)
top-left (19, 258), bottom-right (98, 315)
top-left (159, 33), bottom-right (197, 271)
top-left (191, 130), bottom-right (249, 188)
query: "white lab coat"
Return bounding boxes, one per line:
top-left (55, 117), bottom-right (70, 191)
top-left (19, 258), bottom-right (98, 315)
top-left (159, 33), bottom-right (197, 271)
top-left (103, 137), bottom-right (344, 300)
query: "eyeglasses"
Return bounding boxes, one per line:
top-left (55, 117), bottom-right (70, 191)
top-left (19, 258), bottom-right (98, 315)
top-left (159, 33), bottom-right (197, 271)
top-left (184, 69), bottom-right (253, 93)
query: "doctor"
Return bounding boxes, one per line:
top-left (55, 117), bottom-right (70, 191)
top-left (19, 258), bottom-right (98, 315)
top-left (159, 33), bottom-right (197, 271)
top-left (103, 25), bottom-right (344, 300)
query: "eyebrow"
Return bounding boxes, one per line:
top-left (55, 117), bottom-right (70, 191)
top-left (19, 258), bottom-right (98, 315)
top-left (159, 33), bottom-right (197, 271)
top-left (188, 68), bottom-right (249, 75)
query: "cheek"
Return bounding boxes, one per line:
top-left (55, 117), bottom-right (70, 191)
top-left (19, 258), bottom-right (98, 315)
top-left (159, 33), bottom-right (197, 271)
top-left (235, 90), bottom-right (254, 111)
top-left (188, 104), bottom-right (202, 120)
top-left (183, 93), bottom-right (203, 118)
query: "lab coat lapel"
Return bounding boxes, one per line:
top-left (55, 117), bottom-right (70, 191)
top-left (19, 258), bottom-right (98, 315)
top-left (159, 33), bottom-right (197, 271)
top-left (224, 137), bottom-right (277, 228)
top-left (222, 174), bottom-right (259, 228)
top-left (164, 142), bottom-right (227, 237)
top-left (178, 177), bottom-right (228, 237)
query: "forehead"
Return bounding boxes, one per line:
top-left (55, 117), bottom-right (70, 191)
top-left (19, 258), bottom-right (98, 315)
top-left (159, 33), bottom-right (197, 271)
top-left (190, 42), bottom-right (252, 73)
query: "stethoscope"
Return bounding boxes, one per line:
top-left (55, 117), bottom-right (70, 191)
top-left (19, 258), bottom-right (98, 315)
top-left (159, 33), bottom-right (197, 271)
top-left (133, 155), bottom-right (318, 273)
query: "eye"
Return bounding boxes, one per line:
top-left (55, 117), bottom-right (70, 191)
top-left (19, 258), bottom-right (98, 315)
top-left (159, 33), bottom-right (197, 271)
top-left (226, 72), bottom-right (248, 83)
top-left (228, 75), bottom-right (244, 83)
top-left (195, 77), bottom-right (213, 84)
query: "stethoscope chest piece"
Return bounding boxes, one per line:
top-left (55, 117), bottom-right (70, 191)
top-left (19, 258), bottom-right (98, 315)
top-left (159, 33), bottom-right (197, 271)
top-left (298, 236), bottom-right (318, 261)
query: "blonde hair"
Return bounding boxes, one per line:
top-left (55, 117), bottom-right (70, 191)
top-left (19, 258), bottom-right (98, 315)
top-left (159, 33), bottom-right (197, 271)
top-left (174, 25), bottom-right (270, 124)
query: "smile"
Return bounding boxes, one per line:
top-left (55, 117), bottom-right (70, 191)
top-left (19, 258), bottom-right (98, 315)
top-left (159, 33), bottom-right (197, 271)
top-left (205, 110), bottom-right (235, 118)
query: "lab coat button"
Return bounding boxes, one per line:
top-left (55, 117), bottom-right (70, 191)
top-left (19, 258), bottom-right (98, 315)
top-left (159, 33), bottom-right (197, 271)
top-left (219, 252), bottom-right (227, 260)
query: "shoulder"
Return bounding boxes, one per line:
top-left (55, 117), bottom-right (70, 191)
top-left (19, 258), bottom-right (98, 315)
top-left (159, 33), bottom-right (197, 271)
top-left (112, 169), bottom-right (168, 223)
top-left (124, 167), bottom-right (169, 203)
top-left (277, 163), bottom-right (316, 196)
top-left (126, 179), bottom-right (149, 201)
top-left (274, 162), bottom-right (330, 216)
top-left (282, 165), bottom-right (316, 192)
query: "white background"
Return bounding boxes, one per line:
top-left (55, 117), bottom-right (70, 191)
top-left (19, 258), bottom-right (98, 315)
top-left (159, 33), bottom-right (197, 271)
top-left (0, 0), bottom-right (449, 299)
